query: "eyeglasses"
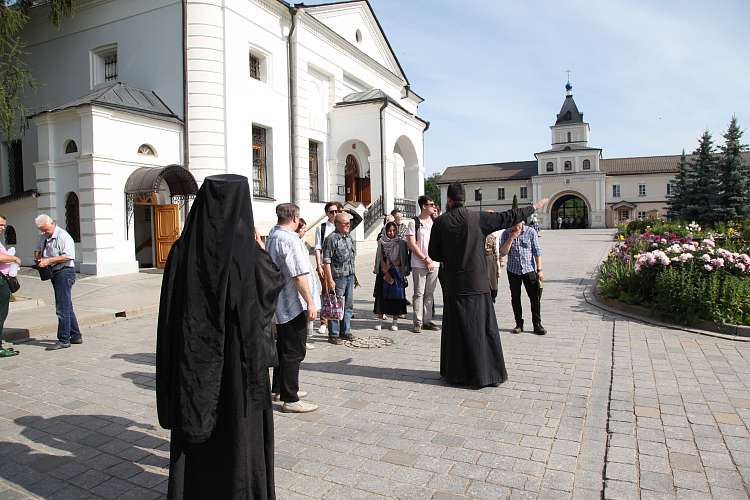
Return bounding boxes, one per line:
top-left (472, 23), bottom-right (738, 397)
top-left (328, 210), bottom-right (341, 214)
top-left (338, 222), bottom-right (350, 226)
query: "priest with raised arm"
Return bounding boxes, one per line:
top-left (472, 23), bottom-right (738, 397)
top-left (429, 182), bottom-right (548, 388)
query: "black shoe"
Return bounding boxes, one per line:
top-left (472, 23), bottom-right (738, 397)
top-left (328, 337), bottom-right (343, 345)
top-left (46, 342), bottom-right (71, 351)
top-left (533, 324), bottom-right (547, 335)
top-left (70, 338), bottom-right (83, 345)
top-left (340, 333), bottom-right (354, 341)
top-left (510, 324), bottom-right (523, 334)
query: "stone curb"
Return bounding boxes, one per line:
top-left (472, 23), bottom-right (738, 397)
top-left (583, 286), bottom-right (750, 342)
top-left (7, 304), bottom-right (159, 343)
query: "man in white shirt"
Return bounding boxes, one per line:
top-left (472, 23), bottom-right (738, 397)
top-left (406, 196), bottom-right (439, 333)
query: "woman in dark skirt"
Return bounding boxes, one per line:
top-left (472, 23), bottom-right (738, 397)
top-left (373, 222), bottom-right (409, 331)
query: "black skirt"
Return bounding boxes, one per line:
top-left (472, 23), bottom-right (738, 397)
top-left (372, 271), bottom-right (407, 316)
top-left (440, 293), bottom-right (508, 388)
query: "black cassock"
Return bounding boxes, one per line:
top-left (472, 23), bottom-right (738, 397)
top-left (156, 174), bottom-right (283, 499)
top-left (429, 205), bottom-right (534, 388)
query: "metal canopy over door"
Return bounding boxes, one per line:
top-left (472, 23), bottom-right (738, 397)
top-left (154, 204), bottom-right (180, 268)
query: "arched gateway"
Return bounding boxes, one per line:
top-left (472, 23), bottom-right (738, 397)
top-left (551, 194), bottom-right (589, 229)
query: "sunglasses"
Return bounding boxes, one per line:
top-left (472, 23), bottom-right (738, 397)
top-left (328, 209), bottom-right (341, 214)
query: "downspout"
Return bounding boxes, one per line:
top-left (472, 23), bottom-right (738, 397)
top-left (181, 0), bottom-right (189, 170)
top-left (379, 99), bottom-right (387, 211)
top-left (287, 6), bottom-right (298, 202)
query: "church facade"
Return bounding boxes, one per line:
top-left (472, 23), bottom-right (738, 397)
top-left (438, 83), bottom-right (682, 229)
top-left (0, 0), bottom-right (427, 275)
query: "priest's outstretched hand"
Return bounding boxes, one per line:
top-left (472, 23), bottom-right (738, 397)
top-left (533, 198), bottom-right (550, 210)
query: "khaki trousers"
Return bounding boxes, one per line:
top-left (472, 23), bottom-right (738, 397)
top-left (412, 267), bottom-right (438, 326)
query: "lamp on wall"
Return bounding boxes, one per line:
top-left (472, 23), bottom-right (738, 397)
top-left (337, 185), bottom-right (345, 195)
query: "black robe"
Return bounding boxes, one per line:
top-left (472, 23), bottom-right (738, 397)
top-left (156, 174), bottom-right (283, 499)
top-left (429, 206), bottom-right (534, 388)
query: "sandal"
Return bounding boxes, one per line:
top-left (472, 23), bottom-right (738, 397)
top-left (0, 347), bottom-right (18, 357)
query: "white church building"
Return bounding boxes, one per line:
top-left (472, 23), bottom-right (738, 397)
top-left (0, 0), bottom-right (428, 275)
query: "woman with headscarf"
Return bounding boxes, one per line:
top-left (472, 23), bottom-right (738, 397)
top-left (372, 221), bottom-right (409, 331)
top-left (156, 174), bottom-right (283, 499)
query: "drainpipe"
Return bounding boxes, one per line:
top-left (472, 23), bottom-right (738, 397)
top-left (379, 99), bottom-right (387, 212)
top-left (287, 6), bottom-right (298, 202)
top-left (181, 0), bottom-right (189, 169)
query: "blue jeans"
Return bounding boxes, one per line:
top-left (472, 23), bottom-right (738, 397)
top-left (51, 267), bottom-right (81, 344)
top-left (329, 274), bottom-right (354, 337)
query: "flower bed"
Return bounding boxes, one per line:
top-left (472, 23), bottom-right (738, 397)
top-left (599, 222), bottom-right (750, 327)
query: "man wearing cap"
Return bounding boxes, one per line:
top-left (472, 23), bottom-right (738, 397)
top-left (428, 183), bottom-right (548, 388)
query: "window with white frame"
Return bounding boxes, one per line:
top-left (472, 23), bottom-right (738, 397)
top-left (546, 162), bottom-right (554, 172)
top-left (252, 125), bottom-right (271, 197)
top-left (618, 208), bottom-right (630, 222)
top-left (639, 183), bottom-right (647, 197)
top-left (520, 186), bottom-right (528, 199)
top-left (564, 161), bottom-right (572, 171)
top-left (637, 211), bottom-right (647, 220)
top-left (583, 159), bottom-right (591, 170)
top-left (567, 131), bottom-right (572, 143)
top-left (309, 140), bottom-right (320, 203)
top-left (612, 185), bottom-right (621, 198)
top-left (249, 50), bottom-right (268, 82)
top-left (497, 187), bottom-right (505, 200)
top-left (91, 44), bottom-right (118, 87)
top-left (474, 189), bottom-right (482, 202)
top-left (667, 182), bottom-right (674, 196)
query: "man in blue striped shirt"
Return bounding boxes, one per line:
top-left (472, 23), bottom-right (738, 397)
top-left (499, 221), bottom-right (546, 335)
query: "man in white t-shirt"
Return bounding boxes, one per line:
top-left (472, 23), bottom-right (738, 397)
top-left (406, 195), bottom-right (439, 333)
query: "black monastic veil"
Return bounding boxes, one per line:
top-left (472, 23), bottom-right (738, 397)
top-left (156, 174), bottom-right (283, 499)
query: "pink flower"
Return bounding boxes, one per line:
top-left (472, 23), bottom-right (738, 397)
top-left (704, 264), bottom-right (713, 271)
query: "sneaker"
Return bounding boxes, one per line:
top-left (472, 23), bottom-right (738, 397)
top-left (413, 324), bottom-right (422, 333)
top-left (510, 325), bottom-right (523, 334)
top-left (532, 324), bottom-right (547, 335)
top-left (282, 400), bottom-right (318, 413)
top-left (70, 338), bottom-right (83, 345)
top-left (390, 322), bottom-right (398, 331)
top-left (328, 337), bottom-right (343, 345)
top-left (305, 343), bottom-right (315, 350)
top-left (374, 323), bottom-right (382, 331)
top-left (46, 342), bottom-right (71, 351)
top-left (273, 391), bottom-right (308, 402)
top-left (423, 322), bottom-right (439, 331)
top-left (318, 324), bottom-right (327, 334)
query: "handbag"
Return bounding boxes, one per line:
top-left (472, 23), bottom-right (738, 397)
top-left (320, 291), bottom-right (344, 320)
top-left (382, 266), bottom-right (406, 301)
top-left (34, 265), bottom-right (53, 281)
top-left (1, 273), bottom-right (19, 293)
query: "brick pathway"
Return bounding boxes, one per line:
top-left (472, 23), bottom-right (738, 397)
top-left (1, 229), bottom-right (749, 499)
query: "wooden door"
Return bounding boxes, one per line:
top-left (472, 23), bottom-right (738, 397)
top-left (154, 204), bottom-right (180, 268)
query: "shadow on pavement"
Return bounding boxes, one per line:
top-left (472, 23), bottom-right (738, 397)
top-left (111, 353), bottom-right (156, 366)
top-left (302, 357), bottom-right (444, 385)
top-left (0, 414), bottom-right (168, 498)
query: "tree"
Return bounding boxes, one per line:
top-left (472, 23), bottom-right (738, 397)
top-left (688, 130), bottom-right (722, 224)
top-left (424, 173), bottom-right (440, 207)
top-left (0, 0), bottom-right (75, 139)
top-left (666, 150), bottom-right (691, 220)
top-left (512, 194), bottom-right (518, 209)
top-left (718, 116), bottom-right (748, 220)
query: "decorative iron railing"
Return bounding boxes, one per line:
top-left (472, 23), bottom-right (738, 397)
top-left (364, 196), bottom-right (384, 233)
top-left (394, 198), bottom-right (417, 218)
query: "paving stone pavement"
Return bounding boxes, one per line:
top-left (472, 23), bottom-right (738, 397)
top-left (0, 229), bottom-right (749, 499)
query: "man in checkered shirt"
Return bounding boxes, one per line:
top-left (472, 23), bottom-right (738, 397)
top-left (499, 220), bottom-right (546, 335)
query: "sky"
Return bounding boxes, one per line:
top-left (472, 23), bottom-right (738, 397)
top-left (363, 0), bottom-right (750, 175)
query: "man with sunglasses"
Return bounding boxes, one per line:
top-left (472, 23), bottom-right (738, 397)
top-left (314, 202), bottom-right (342, 334)
top-left (406, 195), bottom-right (439, 333)
top-left (322, 210), bottom-right (362, 344)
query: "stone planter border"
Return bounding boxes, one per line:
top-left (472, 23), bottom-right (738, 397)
top-left (584, 286), bottom-right (750, 342)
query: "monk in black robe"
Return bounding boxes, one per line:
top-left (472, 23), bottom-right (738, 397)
top-left (156, 174), bottom-right (283, 499)
top-left (428, 182), bottom-right (548, 388)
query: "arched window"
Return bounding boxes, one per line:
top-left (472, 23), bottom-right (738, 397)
top-left (583, 159), bottom-right (591, 170)
top-left (567, 131), bottom-right (572, 143)
top-left (137, 144), bottom-right (156, 156)
top-left (65, 192), bottom-right (81, 243)
top-left (355, 29), bottom-right (363, 44)
top-left (564, 161), bottom-right (572, 171)
top-left (64, 140), bottom-right (78, 154)
top-left (546, 162), bottom-right (554, 172)
top-left (5, 226), bottom-right (16, 245)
